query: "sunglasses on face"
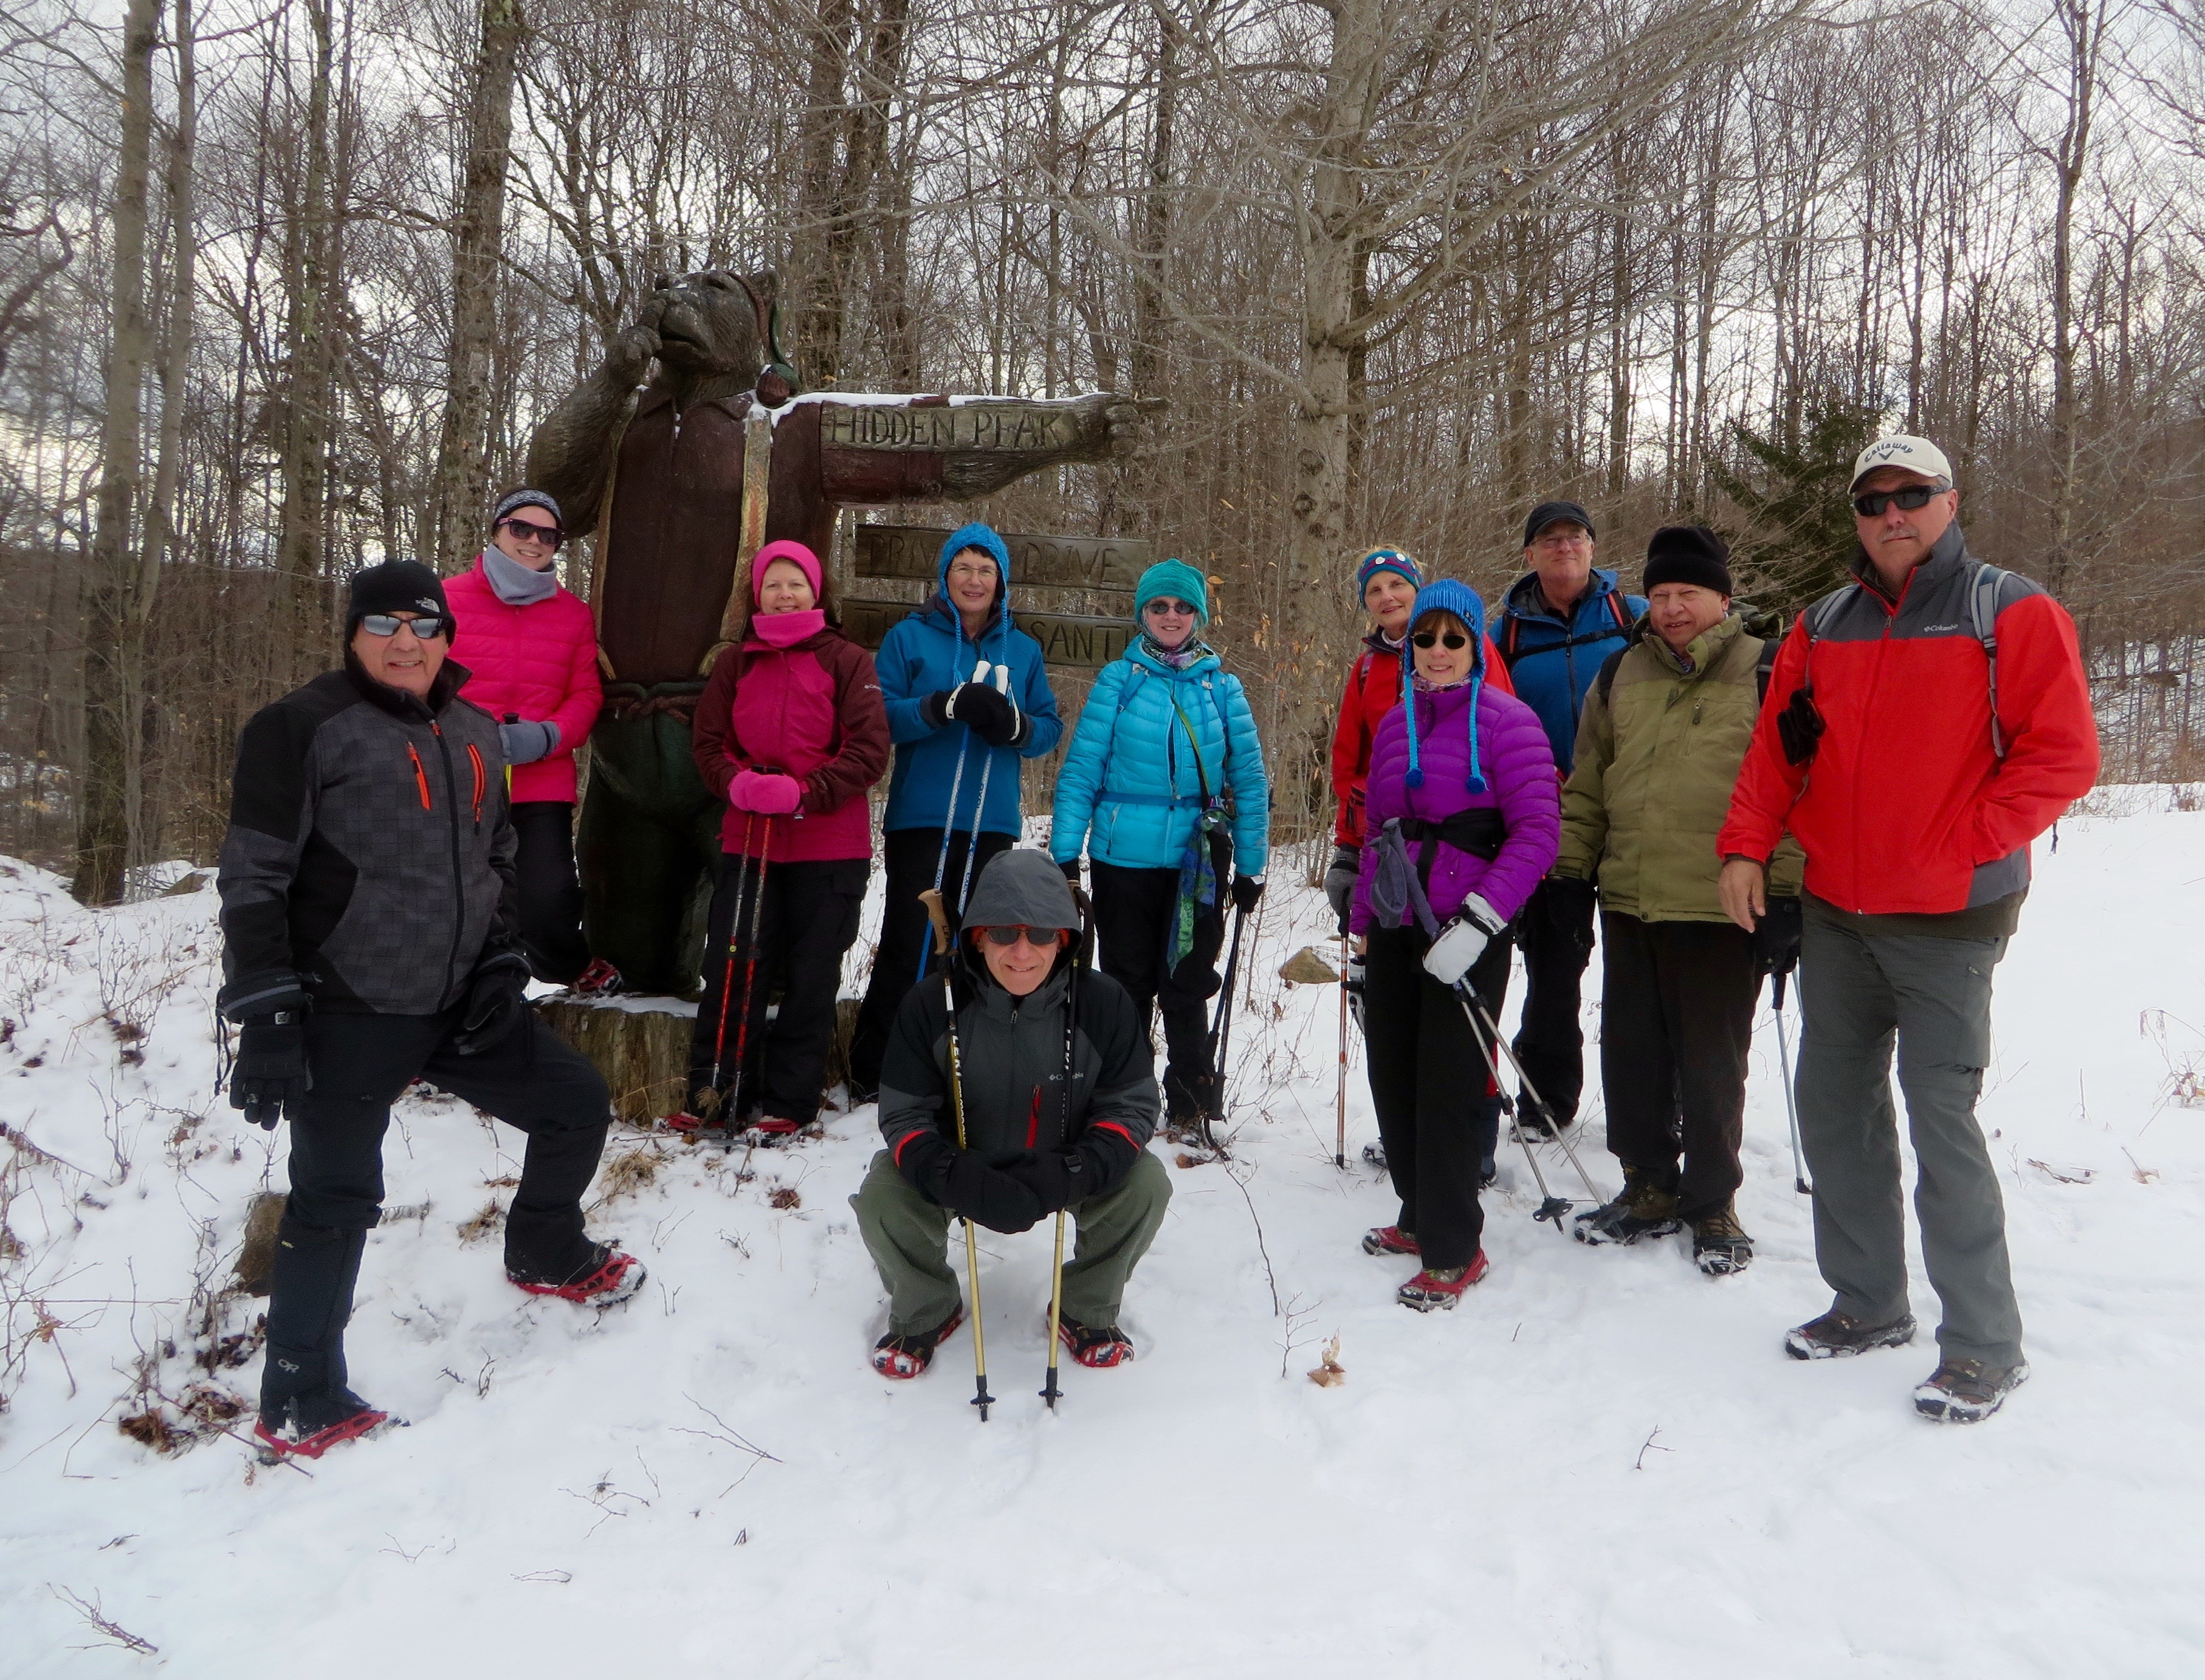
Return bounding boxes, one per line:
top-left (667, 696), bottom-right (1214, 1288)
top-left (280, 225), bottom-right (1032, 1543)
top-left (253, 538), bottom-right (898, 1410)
top-left (1146, 600), bottom-right (1198, 617)
top-left (1412, 630), bottom-right (1470, 650)
top-left (975, 924), bottom-right (1065, 949)
top-left (360, 613), bottom-right (450, 640)
top-left (1852, 486), bottom-right (1943, 517)
top-left (500, 517), bottom-right (563, 546)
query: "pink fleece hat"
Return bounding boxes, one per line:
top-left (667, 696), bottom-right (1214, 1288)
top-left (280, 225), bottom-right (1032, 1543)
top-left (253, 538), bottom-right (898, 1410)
top-left (751, 539), bottom-right (823, 603)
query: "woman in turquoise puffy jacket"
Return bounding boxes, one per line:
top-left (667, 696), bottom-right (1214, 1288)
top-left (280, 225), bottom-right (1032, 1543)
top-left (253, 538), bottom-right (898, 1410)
top-left (1049, 559), bottom-right (1269, 1132)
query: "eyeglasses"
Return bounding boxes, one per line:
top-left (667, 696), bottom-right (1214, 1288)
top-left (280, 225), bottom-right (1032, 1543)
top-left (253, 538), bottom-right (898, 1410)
top-left (975, 924), bottom-right (1065, 948)
top-left (1852, 486), bottom-right (1944, 517)
top-left (360, 613), bottom-right (450, 640)
top-left (500, 517), bottom-right (563, 546)
top-left (1146, 599), bottom-right (1199, 616)
top-left (1412, 630), bottom-right (1470, 650)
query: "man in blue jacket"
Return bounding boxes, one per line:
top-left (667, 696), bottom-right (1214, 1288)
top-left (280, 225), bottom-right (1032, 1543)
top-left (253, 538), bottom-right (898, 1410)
top-left (847, 523), bottom-right (1064, 1103)
top-left (1490, 500), bottom-right (1645, 1127)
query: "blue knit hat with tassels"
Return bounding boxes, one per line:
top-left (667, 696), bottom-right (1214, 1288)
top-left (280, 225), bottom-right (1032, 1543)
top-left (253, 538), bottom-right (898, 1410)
top-left (1400, 579), bottom-right (1489, 794)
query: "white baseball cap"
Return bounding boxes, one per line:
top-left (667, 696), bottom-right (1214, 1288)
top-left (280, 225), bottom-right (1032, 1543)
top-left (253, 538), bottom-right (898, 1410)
top-left (1850, 434), bottom-right (1953, 491)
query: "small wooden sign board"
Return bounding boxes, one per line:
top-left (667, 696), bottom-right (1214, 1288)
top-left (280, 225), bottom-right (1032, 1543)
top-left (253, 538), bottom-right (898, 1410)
top-left (845, 524), bottom-right (1151, 668)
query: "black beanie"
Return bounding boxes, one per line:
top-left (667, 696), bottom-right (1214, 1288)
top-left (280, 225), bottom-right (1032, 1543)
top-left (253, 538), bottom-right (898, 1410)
top-left (1642, 525), bottom-right (1732, 595)
top-left (345, 560), bottom-right (450, 628)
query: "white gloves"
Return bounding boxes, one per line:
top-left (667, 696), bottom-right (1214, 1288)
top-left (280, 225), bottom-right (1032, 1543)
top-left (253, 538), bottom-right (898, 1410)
top-left (1421, 893), bottom-right (1505, 986)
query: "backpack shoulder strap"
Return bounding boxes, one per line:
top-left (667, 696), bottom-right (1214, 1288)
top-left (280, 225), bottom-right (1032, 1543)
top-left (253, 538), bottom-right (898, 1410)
top-left (1594, 647), bottom-right (1627, 707)
top-left (1755, 635), bottom-right (1780, 704)
top-left (1969, 563), bottom-right (2012, 759)
top-left (1607, 591), bottom-right (1632, 635)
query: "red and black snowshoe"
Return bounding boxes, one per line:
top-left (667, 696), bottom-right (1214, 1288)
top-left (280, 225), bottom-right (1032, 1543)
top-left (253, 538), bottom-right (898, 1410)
top-left (870, 1305), bottom-right (965, 1380)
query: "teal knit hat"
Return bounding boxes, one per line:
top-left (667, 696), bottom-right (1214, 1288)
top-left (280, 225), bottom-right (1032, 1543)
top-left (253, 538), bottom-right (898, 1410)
top-left (1135, 559), bottom-right (1209, 624)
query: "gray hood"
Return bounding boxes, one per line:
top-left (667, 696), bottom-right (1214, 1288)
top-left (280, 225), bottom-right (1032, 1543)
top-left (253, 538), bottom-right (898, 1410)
top-left (963, 848), bottom-right (1079, 932)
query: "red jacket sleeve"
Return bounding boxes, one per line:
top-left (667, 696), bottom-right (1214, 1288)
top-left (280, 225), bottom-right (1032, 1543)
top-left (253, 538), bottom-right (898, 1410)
top-left (1483, 636), bottom-right (1514, 696)
top-left (1969, 592), bottom-right (2099, 861)
top-left (1330, 655), bottom-right (1369, 848)
top-left (542, 599), bottom-right (604, 762)
top-left (691, 649), bottom-right (740, 800)
top-left (802, 641), bottom-right (890, 817)
top-left (1716, 616), bottom-right (1812, 862)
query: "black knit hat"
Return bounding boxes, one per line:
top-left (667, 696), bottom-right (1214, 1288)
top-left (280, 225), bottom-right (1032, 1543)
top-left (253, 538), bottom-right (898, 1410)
top-left (345, 560), bottom-right (450, 628)
top-left (1642, 525), bottom-right (1732, 596)
top-left (1524, 500), bottom-right (1597, 546)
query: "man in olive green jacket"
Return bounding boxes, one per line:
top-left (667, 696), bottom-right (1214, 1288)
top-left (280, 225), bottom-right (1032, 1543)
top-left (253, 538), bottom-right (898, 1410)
top-left (1554, 525), bottom-right (1803, 1274)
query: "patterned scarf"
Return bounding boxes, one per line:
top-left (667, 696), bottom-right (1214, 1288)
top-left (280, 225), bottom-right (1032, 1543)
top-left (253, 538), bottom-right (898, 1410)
top-left (1140, 632), bottom-right (1212, 671)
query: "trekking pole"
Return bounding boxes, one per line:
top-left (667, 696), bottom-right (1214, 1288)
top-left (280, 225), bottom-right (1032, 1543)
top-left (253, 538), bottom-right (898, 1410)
top-left (917, 656), bottom-right (991, 983)
top-left (1042, 885), bottom-right (1089, 1411)
top-left (950, 662), bottom-right (1013, 921)
top-left (1455, 982), bottom-right (1570, 1230)
top-left (1335, 927), bottom-right (1350, 1170)
top-left (1771, 969), bottom-right (1811, 1196)
top-left (1199, 902), bottom-right (1249, 1155)
top-left (722, 814), bottom-right (777, 1134)
top-left (923, 890), bottom-right (993, 1420)
top-left (1460, 988), bottom-right (1609, 1206)
top-left (693, 812), bottom-right (759, 1126)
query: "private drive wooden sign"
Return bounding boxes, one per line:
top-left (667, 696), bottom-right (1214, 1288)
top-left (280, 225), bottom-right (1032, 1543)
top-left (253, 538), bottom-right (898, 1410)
top-left (842, 524), bottom-right (1152, 668)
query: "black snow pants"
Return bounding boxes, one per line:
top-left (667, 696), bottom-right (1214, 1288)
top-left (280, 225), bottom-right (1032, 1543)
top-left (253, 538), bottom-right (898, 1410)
top-left (264, 1008), bottom-right (613, 1410)
top-left (1511, 878), bottom-right (1595, 1124)
top-left (1089, 859), bottom-right (1226, 1120)
top-left (686, 852), bottom-right (869, 1124)
top-left (1361, 926), bottom-right (1510, 1270)
top-left (511, 800), bottom-right (592, 985)
top-left (846, 825), bottom-right (1016, 1097)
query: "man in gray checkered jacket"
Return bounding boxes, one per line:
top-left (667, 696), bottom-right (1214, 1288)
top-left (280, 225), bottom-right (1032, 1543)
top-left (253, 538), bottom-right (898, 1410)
top-left (218, 559), bottom-right (643, 1465)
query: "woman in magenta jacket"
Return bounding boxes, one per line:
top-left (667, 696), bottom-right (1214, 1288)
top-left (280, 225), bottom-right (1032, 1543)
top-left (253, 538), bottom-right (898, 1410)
top-left (683, 539), bottom-right (890, 1139)
top-left (1349, 579), bottom-right (1560, 1312)
top-left (445, 489), bottom-right (605, 986)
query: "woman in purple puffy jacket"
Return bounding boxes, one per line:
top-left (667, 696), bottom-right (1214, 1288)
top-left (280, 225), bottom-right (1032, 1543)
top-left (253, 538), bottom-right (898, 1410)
top-left (1350, 579), bottom-right (1560, 1310)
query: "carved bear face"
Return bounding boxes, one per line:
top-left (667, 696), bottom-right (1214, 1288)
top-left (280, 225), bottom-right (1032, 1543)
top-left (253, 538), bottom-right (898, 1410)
top-left (648, 268), bottom-right (776, 384)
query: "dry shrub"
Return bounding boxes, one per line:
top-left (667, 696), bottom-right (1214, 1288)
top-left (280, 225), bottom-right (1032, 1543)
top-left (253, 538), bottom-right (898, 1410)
top-left (456, 1200), bottom-right (506, 1244)
top-left (593, 1145), bottom-right (667, 1205)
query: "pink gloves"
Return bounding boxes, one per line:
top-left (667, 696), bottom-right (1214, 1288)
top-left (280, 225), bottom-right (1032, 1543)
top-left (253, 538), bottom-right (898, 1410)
top-left (731, 769), bottom-right (803, 815)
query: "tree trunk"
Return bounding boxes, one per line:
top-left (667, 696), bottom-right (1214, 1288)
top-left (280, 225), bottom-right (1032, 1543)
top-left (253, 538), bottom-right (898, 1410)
top-left (432, 0), bottom-right (526, 572)
top-left (788, 0), bottom-right (856, 385)
top-left (273, 0), bottom-right (339, 672)
top-left (75, 0), bottom-right (161, 906)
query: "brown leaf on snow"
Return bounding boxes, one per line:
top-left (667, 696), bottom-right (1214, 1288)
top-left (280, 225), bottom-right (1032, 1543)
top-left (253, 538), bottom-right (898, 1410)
top-left (1307, 1335), bottom-right (1347, 1388)
top-left (769, 1186), bottom-right (802, 1210)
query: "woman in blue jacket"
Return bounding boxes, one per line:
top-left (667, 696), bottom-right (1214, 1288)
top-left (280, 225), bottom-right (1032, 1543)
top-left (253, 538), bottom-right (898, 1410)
top-left (847, 523), bottom-right (1063, 1102)
top-left (1050, 559), bottom-right (1268, 1131)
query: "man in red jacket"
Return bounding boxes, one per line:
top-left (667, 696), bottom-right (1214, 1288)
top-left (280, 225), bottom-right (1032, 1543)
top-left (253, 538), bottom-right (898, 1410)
top-left (1717, 433), bottom-right (2097, 1424)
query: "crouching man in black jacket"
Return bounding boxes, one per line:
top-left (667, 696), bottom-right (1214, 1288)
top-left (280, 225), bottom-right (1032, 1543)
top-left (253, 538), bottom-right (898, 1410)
top-left (853, 849), bottom-right (1169, 1378)
top-left (219, 559), bottom-right (642, 1464)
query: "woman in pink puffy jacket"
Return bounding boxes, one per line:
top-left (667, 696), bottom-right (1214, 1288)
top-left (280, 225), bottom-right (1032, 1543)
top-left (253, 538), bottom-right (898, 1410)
top-left (445, 489), bottom-right (606, 986)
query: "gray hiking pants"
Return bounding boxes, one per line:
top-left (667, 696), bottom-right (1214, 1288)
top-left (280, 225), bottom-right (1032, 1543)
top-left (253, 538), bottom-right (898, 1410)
top-left (1796, 902), bottom-right (2023, 1367)
top-left (852, 1148), bottom-right (1171, 1336)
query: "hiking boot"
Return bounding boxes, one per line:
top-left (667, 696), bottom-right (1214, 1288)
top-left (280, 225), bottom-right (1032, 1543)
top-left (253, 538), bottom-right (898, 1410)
top-left (870, 1305), bottom-right (964, 1380)
top-left (507, 1241), bottom-right (646, 1307)
top-left (1573, 1169), bottom-right (1682, 1246)
top-left (1913, 1357), bottom-right (2030, 1424)
top-left (1056, 1316), bottom-right (1135, 1368)
top-left (1361, 1225), bottom-right (1420, 1257)
top-left (253, 1389), bottom-right (396, 1464)
top-left (1783, 1309), bottom-right (1918, 1360)
top-left (1690, 1205), bottom-right (1754, 1276)
top-left (1396, 1251), bottom-right (1490, 1311)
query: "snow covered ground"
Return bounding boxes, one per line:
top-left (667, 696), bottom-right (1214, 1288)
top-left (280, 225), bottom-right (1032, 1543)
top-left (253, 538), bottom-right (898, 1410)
top-left (3, 794), bottom-right (2203, 1678)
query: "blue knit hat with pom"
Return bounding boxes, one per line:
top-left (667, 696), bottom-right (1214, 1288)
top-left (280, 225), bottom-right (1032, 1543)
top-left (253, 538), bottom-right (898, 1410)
top-left (1400, 579), bottom-right (1489, 793)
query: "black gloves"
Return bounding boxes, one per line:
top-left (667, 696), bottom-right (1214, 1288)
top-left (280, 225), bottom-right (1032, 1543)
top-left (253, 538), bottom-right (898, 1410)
top-left (921, 690), bottom-right (955, 728)
top-left (941, 1151), bottom-right (1044, 1234)
top-left (1778, 687), bottom-right (1825, 766)
top-left (1544, 875), bottom-right (1598, 961)
top-left (1059, 856), bottom-right (1082, 883)
top-left (229, 1008), bottom-right (311, 1131)
top-left (1324, 845), bottom-right (1360, 929)
top-left (1230, 875), bottom-right (1264, 914)
top-left (1756, 895), bottom-right (1803, 977)
top-left (453, 953), bottom-right (531, 1056)
top-left (952, 682), bottom-right (1021, 747)
top-left (1003, 1127), bottom-right (1139, 1213)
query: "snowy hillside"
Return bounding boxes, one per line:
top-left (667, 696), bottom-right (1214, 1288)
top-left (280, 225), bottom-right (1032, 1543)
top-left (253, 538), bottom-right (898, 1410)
top-left (3, 796), bottom-right (2203, 1678)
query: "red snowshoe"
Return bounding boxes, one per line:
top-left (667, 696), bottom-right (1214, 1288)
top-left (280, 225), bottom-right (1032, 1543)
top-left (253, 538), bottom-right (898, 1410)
top-left (1361, 1224), bottom-right (1420, 1257)
top-left (1057, 1316), bottom-right (1136, 1368)
top-left (1396, 1250), bottom-right (1491, 1312)
top-left (870, 1306), bottom-right (965, 1380)
top-left (253, 1391), bottom-right (396, 1464)
top-left (508, 1243), bottom-right (646, 1307)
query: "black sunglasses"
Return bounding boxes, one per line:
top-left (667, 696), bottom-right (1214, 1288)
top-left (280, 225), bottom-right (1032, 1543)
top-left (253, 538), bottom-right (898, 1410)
top-left (975, 924), bottom-right (1065, 948)
top-left (1146, 599), bottom-right (1199, 616)
top-left (360, 613), bottom-right (450, 640)
top-left (500, 517), bottom-right (563, 546)
top-left (1412, 630), bottom-right (1470, 650)
top-left (1852, 486), bottom-right (1944, 517)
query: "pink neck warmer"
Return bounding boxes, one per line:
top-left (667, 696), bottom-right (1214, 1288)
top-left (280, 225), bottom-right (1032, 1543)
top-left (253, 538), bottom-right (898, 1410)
top-left (751, 608), bottom-right (825, 648)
